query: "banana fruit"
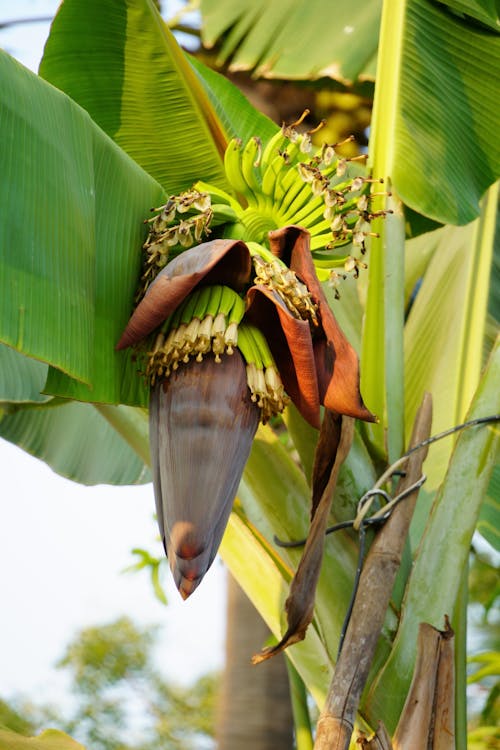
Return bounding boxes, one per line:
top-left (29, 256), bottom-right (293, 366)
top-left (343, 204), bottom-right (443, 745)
top-left (140, 116), bottom-right (385, 298)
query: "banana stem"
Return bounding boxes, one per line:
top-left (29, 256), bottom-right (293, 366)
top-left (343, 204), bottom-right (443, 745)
top-left (362, 0), bottom-right (407, 462)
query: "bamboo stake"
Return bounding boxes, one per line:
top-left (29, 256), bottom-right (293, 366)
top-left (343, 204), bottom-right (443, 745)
top-left (314, 393), bottom-right (433, 749)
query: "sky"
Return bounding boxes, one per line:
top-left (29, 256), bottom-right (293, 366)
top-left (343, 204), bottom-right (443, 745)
top-left (0, 0), bottom-right (226, 707)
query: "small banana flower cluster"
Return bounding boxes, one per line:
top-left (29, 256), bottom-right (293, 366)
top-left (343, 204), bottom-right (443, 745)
top-left (138, 189), bottom-right (214, 298)
top-left (252, 251), bottom-right (318, 327)
top-left (117, 123), bottom-right (385, 599)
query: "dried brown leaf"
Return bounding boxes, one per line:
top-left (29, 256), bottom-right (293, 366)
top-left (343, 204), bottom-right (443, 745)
top-left (268, 225), bottom-right (375, 422)
top-left (252, 413), bottom-right (354, 663)
top-left (393, 618), bottom-right (455, 750)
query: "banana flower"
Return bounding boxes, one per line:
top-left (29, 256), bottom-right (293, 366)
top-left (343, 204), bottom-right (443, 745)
top-left (117, 225), bottom-right (374, 598)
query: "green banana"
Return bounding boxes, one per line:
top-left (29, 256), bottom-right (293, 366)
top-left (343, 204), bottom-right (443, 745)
top-left (227, 291), bottom-right (246, 325)
top-left (260, 153), bottom-right (287, 200)
top-left (247, 325), bottom-right (274, 369)
top-left (260, 128), bottom-right (288, 172)
top-left (205, 285), bottom-right (224, 318)
top-left (280, 136), bottom-right (302, 165)
top-left (282, 179), bottom-right (318, 221)
top-left (277, 167), bottom-right (312, 217)
top-left (192, 284), bottom-right (214, 322)
top-left (224, 138), bottom-right (250, 199)
top-left (218, 285), bottom-right (240, 319)
top-left (292, 191), bottom-right (329, 226)
top-left (236, 324), bottom-right (261, 367)
top-left (273, 161), bottom-right (300, 203)
top-left (210, 203), bottom-right (239, 227)
top-left (241, 136), bottom-right (263, 198)
top-left (310, 232), bottom-right (341, 251)
top-left (179, 288), bottom-right (202, 325)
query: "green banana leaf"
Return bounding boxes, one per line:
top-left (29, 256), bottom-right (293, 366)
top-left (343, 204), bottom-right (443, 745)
top-left (0, 345), bottom-right (50, 404)
top-left (438, 0), bottom-right (500, 30)
top-left (0, 728), bottom-right (85, 750)
top-left (0, 48), bottom-right (164, 406)
top-left (188, 54), bottom-right (277, 144)
top-left (39, 0), bottom-right (277, 194)
top-left (404, 186), bottom-right (497, 494)
top-left (0, 400), bottom-right (150, 485)
top-left (478, 465), bottom-right (500, 551)
top-left (39, 0), bottom-right (228, 193)
top-left (362, 0), bottom-right (500, 459)
top-left (388, 0), bottom-right (500, 225)
top-left (199, 0), bottom-right (381, 83)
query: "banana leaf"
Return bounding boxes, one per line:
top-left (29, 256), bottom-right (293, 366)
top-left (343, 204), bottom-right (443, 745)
top-left (199, 0), bottom-right (381, 84)
top-left (0, 728), bottom-right (85, 750)
top-left (0, 400), bottom-right (150, 485)
top-left (0, 48), bottom-right (164, 406)
top-left (0, 345), bottom-right (50, 405)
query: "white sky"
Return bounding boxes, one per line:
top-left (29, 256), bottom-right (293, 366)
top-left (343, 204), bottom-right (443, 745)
top-left (0, 0), bottom-right (226, 707)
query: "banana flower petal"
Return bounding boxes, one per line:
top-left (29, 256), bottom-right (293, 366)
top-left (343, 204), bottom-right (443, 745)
top-left (116, 229), bottom-right (374, 599)
top-left (150, 352), bottom-right (259, 599)
top-left (268, 225), bottom-right (375, 423)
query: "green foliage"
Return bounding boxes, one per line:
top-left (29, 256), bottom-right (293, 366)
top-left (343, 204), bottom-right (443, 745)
top-left (58, 617), bottom-right (155, 693)
top-left (125, 549), bottom-right (168, 605)
top-left (0, 701), bottom-right (36, 737)
top-left (199, 0), bottom-right (381, 83)
top-left (0, 727), bottom-right (85, 750)
top-left (39, 0), bottom-right (229, 194)
top-left (0, 402), bottom-right (150, 485)
top-left (0, 48), bottom-right (164, 407)
top-left (0, 618), bottom-right (217, 750)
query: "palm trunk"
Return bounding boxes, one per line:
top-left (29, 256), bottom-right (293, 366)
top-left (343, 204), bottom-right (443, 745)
top-left (216, 571), bottom-right (294, 749)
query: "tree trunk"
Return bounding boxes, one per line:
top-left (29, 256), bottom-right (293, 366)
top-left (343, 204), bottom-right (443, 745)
top-left (216, 571), bottom-right (294, 749)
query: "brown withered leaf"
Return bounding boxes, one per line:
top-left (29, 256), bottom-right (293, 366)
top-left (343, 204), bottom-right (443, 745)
top-left (252, 413), bottom-right (354, 663)
top-left (393, 617), bottom-right (455, 750)
top-left (268, 226), bottom-right (375, 423)
top-left (311, 408), bottom-right (343, 516)
top-left (246, 284), bottom-right (321, 428)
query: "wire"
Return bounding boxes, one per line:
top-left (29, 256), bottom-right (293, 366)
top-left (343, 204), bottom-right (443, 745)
top-left (273, 414), bottom-right (499, 658)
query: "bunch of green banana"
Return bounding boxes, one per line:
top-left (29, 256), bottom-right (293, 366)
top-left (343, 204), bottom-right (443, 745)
top-left (213, 123), bottom-right (386, 281)
top-left (144, 282), bottom-right (287, 423)
top-left (146, 284), bottom-right (244, 380)
top-left (236, 323), bottom-right (289, 423)
top-left (139, 117), bottom-right (389, 298)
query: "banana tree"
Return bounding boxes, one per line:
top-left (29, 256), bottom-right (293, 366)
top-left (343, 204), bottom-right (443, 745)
top-left (0, 1), bottom-right (499, 748)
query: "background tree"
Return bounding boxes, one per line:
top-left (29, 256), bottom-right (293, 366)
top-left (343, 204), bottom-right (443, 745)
top-left (0, 617), bottom-right (217, 750)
